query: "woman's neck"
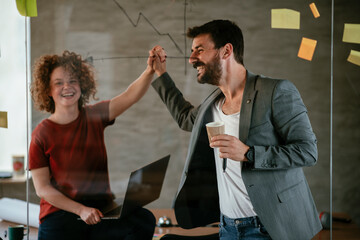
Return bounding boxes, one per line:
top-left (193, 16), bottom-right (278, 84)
top-left (49, 106), bottom-right (80, 124)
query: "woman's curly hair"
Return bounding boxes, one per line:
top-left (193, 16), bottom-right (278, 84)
top-left (31, 50), bottom-right (97, 113)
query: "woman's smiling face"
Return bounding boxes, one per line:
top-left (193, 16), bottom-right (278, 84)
top-left (49, 66), bottom-right (81, 111)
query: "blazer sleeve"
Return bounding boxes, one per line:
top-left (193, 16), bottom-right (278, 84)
top-left (151, 72), bottom-right (200, 132)
top-left (253, 79), bottom-right (318, 169)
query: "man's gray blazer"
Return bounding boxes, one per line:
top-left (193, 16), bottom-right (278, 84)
top-left (152, 71), bottom-right (322, 240)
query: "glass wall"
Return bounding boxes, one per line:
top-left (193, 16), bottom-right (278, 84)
top-left (0, 0), bottom-right (36, 238)
top-left (0, 1), bottom-right (29, 173)
top-left (1, 0), bottom-right (360, 239)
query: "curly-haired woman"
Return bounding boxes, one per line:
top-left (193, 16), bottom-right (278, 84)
top-left (29, 50), bottom-right (164, 240)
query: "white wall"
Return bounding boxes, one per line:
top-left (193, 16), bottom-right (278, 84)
top-left (0, 1), bottom-right (30, 172)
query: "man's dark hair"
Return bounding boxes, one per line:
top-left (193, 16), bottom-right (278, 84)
top-left (187, 19), bottom-right (244, 65)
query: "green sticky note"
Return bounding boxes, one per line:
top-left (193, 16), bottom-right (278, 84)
top-left (16, 0), bottom-right (38, 17)
top-left (0, 111), bottom-right (8, 128)
top-left (271, 9), bottom-right (300, 30)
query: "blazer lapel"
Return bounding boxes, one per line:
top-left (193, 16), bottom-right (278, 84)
top-left (239, 71), bottom-right (258, 143)
top-left (181, 88), bottom-right (223, 172)
top-left (192, 88), bottom-right (223, 135)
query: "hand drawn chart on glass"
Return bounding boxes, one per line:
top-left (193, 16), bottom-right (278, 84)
top-left (67, 0), bottom-right (192, 74)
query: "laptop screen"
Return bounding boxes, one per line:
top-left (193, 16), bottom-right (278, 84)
top-left (120, 155), bottom-right (170, 218)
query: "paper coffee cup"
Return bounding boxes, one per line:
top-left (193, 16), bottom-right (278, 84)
top-left (206, 121), bottom-right (225, 143)
top-left (12, 155), bottom-right (25, 176)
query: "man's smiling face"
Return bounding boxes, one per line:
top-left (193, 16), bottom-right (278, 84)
top-left (189, 34), bottom-right (222, 86)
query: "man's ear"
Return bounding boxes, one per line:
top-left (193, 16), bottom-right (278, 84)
top-left (221, 43), bottom-right (233, 59)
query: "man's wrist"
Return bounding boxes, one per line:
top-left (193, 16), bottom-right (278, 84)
top-left (155, 70), bottom-right (166, 77)
top-left (245, 146), bottom-right (254, 163)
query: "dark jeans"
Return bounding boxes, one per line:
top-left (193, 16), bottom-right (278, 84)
top-left (219, 214), bottom-right (272, 240)
top-left (38, 208), bottom-right (155, 240)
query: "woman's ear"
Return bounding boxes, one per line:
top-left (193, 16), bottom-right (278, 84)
top-left (47, 85), bottom-right (54, 98)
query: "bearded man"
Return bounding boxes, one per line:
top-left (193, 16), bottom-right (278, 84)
top-left (149, 20), bottom-right (322, 240)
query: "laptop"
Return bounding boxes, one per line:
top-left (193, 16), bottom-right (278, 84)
top-left (0, 171), bottom-right (12, 179)
top-left (100, 155), bottom-right (170, 220)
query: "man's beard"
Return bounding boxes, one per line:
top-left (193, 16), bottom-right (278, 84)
top-left (193, 55), bottom-right (222, 86)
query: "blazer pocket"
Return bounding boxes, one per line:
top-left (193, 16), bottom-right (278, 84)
top-left (277, 180), bottom-right (304, 203)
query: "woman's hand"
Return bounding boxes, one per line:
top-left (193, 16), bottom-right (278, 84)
top-left (78, 206), bottom-right (104, 225)
top-left (149, 45), bottom-right (167, 76)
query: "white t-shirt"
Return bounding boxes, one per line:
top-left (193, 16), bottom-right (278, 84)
top-left (212, 98), bottom-right (257, 218)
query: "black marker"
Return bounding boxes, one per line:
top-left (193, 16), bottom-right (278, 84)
top-left (223, 158), bottom-right (227, 172)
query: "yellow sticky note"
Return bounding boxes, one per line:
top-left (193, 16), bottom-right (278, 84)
top-left (298, 37), bottom-right (317, 61)
top-left (16, 0), bottom-right (38, 17)
top-left (309, 3), bottom-right (320, 18)
top-left (0, 111), bottom-right (8, 128)
top-left (271, 9), bottom-right (300, 30)
top-left (347, 50), bottom-right (360, 66)
top-left (343, 24), bottom-right (360, 44)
